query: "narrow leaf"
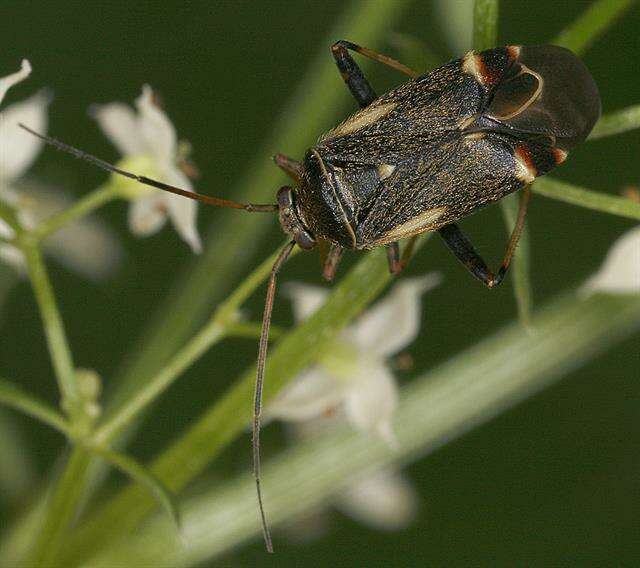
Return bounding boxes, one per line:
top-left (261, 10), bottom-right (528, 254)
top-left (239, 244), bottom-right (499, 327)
top-left (534, 178), bottom-right (640, 220)
top-left (553, 0), bottom-right (635, 55)
top-left (589, 105), bottom-right (640, 140)
top-left (473, 0), bottom-right (499, 51)
top-left (54, 238), bottom-right (429, 567)
top-left (0, 378), bottom-right (70, 435)
top-left (85, 292), bottom-right (640, 566)
top-left (88, 444), bottom-right (181, 531)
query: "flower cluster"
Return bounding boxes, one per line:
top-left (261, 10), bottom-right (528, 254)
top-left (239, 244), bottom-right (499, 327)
top-left (268, 275), bottom-right (441, 530)
top-left (0, 61), bottom-right (120, 279)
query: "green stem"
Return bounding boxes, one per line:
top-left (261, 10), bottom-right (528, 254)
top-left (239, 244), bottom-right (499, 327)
top-left (17, 240), bottom-right (93, 566)
top-left (0, 199), bottom-right (20, 232)
top-left (93, 315), bottom-right (223, 442)
top-left (553, 0), bottom-right (635, 55)
top-left (80, 292), bottom-right (640, 566)
top-left (55, 238), bottom-right (429, 566)
top-left (589, 104), bottom-right (640, 140)
top-left (20, 240), bottom-right (83, 422)
top-left (473, 0), bottom-right (499, 51)
top-left (33, 184), bottom-right (118, 241)
top-left (95, 244), bottom-right (299, 443)
top-left (226, 321), bottom-right (285, 340)
top-left (533, 177), bottom-right (640, 220)
top-left (26, 448), bottom-right (92, 567)
top-left (0, 377), bottom-right (71, 436)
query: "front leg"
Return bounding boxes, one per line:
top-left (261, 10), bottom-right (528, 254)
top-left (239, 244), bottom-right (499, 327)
top-left (439, 186), bottom-right (531, 288)
top-left (273, 153), bottom-right (303, 184)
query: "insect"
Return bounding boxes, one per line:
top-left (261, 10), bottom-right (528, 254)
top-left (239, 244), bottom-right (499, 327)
top-left (22, 40), bottom-right (600, 552)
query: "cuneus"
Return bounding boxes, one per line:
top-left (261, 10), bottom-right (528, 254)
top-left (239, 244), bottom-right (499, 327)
top-left (22, 40), bottom-right (600, 553)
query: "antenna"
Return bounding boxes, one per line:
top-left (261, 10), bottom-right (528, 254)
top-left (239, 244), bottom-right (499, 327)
top-left (20, 123), bottom-right (297, 552)
top-left (19, 124), bottom-right (278, 212)
top-left (253, 240), bottom-right (296, 553)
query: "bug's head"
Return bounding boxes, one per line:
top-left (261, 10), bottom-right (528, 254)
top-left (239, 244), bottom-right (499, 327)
top-left (276, 186), bottom-right (316, 250)
top-left (485, 45), bottom-right (601, 152)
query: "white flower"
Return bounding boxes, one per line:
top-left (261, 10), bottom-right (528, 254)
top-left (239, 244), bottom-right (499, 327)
top-left (0, 62), bottom-right (121, 279)
top-left (336, 468), bottom-right (418, 530)
top-left (581, 226), bottom-right (640, 295)
top-left (0, 60), bottom-right (31, 105)
top-left (270, 274), bottom-right (439, 537)
top-left (1, 184), bottom-right (122, 280)
top-left (1, 61), bottom-right (41, 270)
top-left (268, 273), bottom-right (441, 446)
top-left (92, 85), bottom-right (202, 253)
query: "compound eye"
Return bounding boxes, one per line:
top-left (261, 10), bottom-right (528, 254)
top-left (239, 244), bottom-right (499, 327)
top-left (488, 68), bottom-right (542, 121)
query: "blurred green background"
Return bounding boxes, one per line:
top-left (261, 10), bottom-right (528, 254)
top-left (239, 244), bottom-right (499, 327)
top-left (1, 0), bottom-right (639, 565)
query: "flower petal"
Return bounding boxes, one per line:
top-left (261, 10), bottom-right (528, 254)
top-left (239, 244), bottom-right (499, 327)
top-left (336, 469), bottom-right (418, 531)
top-left (162, 167), bottom-right (201, 253)
top-left (266, 367), bottom-right (345, 423)
top-left (135, 85), bottom-right (177, 165)
top-left (0, 90), bottom-right (50, 182)
top-left (8, 183), bottom-right (123, 280)
top-left (46, 215), bottom-right (122, 282)
top-left (284, 283), bottom-right (330, 322)
top-left (581, 226), bottom-right (640, 295)
top-left (128, 193), bottom-right (167, 237)
top-left (351, 273), bottom-right (441, 357)
top-left (92, 102), bottom-right (146, 156)
top-left (0, 244), bottom-right (26, 273)
top-left (0, 60), bottom-right (31, 104)
top-left (0, 218), bottom-right (15, 240)
top-left (344, 361), bottom-right (398, 447)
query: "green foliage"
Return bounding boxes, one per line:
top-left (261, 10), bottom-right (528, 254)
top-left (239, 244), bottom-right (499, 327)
top-left (0, 0), bottom-right (638, 565)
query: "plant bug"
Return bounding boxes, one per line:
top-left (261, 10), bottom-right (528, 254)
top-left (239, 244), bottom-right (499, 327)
top-left (21, 40), bottom-right (600, 552)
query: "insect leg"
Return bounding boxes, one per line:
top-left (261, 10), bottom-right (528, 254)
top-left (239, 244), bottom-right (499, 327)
top-left (438, 186), bottom-right (531, 288)
top-left (273, 153), bottom-right (303, 184)
top-left (385, 242), bottom-right (403, 275)
top-left (253, 240), bottom-right (296, 553)
top-left (331, 41), bottom-right (419, 106)
top-left (385, 236), bottom-right (421, 275)
top-left (331, 40), bottom-right (419, 108)
top-left (322, 244), bottom-right (345, 281)
top-left (331, 40), bottom-right (377, 107)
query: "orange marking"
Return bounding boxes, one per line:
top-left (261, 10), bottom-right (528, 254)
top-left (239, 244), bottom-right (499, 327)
top-left (553, 147), bottom-right (568, 165)
top-left (514, 144), bottom-right (537, 183)
top-left (506, 45), bottom-right (521, 64)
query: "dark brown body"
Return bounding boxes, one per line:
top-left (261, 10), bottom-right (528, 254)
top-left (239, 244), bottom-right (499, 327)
top-left (294, 45), bottom-right (600, 250)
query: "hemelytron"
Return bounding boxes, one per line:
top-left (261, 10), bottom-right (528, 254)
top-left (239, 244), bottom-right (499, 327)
top-left (21, 40), bottom-right (601, 552)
